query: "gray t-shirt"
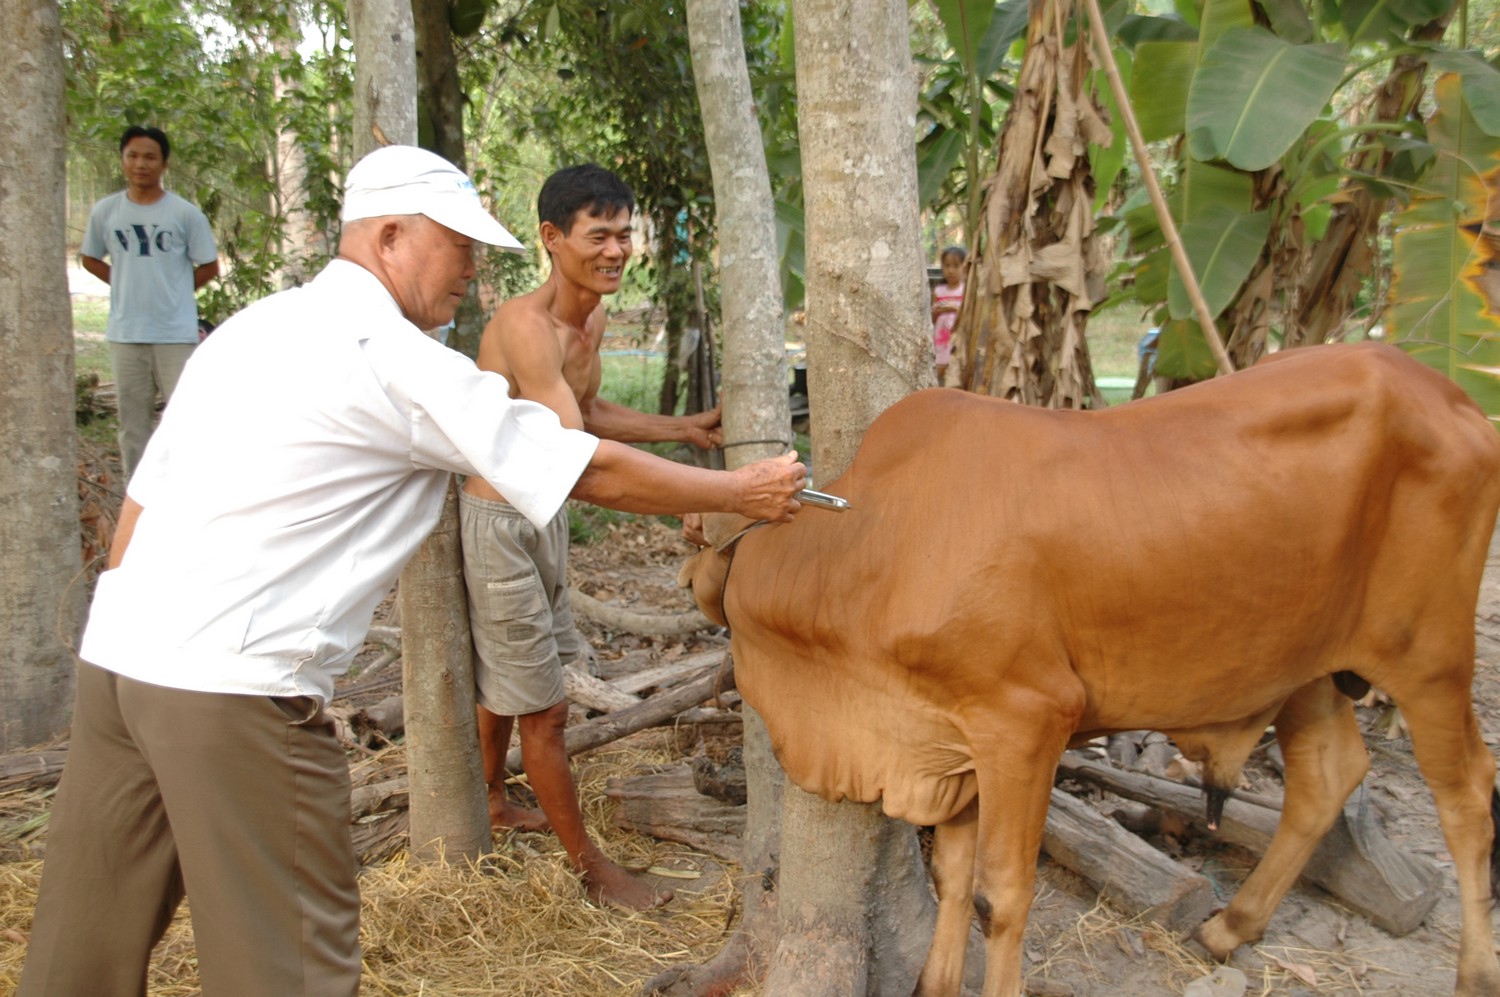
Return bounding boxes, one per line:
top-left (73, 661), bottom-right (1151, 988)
top-left (81, 189), bottom-right (218, 344)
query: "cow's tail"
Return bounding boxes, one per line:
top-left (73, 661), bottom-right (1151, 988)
top-left (1491, 785), bottom-right (1500, 896)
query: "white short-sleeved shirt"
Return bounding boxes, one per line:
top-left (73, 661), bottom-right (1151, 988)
top-left (80, 189), bottom-right (219, 344)
top-left (80, 260), bottom-right (600, 703)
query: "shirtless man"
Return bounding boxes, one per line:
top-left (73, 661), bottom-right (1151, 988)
top-left (460, 164), bottom-right (722, 910)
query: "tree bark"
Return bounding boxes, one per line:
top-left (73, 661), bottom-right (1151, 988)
top-left (0, 0), bottom-right (82, 751)
top-left (764, 2), bottom-right (938, 994)
top-left (643, 3), bottom-right (799, 994)
top-left (348, 0), bottom-right (419, 159)
top-left (399, 480), bottom-right (490, 861)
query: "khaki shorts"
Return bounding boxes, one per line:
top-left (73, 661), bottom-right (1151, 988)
top-left (459, 490), bottom-right (583, 716)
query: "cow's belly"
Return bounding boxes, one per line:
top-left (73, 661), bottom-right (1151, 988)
top-left (734, 636), bottom-right (979, 826)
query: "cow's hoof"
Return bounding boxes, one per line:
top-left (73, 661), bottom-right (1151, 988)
top-left (1192, 915), bottom-right (1242, 963)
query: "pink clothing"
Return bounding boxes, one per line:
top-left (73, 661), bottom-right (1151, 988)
top-left (932, 281), bottom-right (964, 365)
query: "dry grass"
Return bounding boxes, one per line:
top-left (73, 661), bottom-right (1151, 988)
top-left (0, 732), bottom-right (753, 997)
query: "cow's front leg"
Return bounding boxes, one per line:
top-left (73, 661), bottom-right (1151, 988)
top-left (914, 798), bottom-right (978, 996)
top-left (965, 699), bottom-right (1079, 997)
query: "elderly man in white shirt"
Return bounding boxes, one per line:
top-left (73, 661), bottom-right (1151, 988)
top-left (18, 146), bottom-right (805, 997)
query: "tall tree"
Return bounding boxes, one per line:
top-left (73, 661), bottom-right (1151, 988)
top-left (759, 0), bottom-right (939, 993)
top-left (1, 0), bottom-right (82, 750)
top-left (349, 0), bottom-right (489, 861)
top-left (646, 0), bottom-right (790, 990)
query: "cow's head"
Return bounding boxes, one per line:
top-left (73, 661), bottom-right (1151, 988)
top-left (677, 512), bottom-right (757, 627)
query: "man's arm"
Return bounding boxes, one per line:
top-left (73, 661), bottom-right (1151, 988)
top-left (572, 445), bottom-right (803, 523)
top-left (193, 260), bottom-right (220, 290)
top-left (109, 498), bottom-right (143, 569)
top-left (486, 303), bottom-right (588, 429)
top-left (581, 396), bottom-right (722, 449)
top-left (81, 255), bottom-right (111, 286)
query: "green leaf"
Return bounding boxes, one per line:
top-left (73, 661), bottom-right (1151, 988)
top-left (1181, 158), bottom-right (1254, 221)
top-left (1389, 73), bottom-right (1500, 418)
top-left (977, 0), bottom-right (1029, 78)
top-left (1115, 13), bottom-right (1199, 46)
top-left (1256, 0), bottom-right (1317, 42)
top-left (1134, 246), bottom-right (1172, 302)
top-left (918, 127), bottom-right (967, 208)
top-left (1340, 0), bottom-right (1449, 42)
top-left (1155, 319), bottom-right (1222, 379)
top-left (934, 0), bottom-right (997, 76)
top-left (1198, 0), bottom-right (1256, 55)
top-left (1168, 205), bottom-right (1273, 320)
top-left (1187, 28), bottom-right (1345, 171)
top-left (1132, 40), bottom-right (1198, 142)
top-left (449, 0), bottom-right (488, 37)
top-left (1090, 47), bottom-right (1131, 213)
top-left (1429, 50), bottom-right (1500, 137)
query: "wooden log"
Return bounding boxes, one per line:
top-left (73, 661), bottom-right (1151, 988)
top-left (0, 748), bottom-right (68, 791)
top-left (563, 663), bottom-right (642, 712)
top-left (505, 658), bottom-right (734, 773)
top-left (350, 777), bottom-right (410, 819)
top-left (608, 649), bottom-right (727, 695)
top-left (569, 587), bottom-right (713, 635)
top-left (1057, 752), bottom-right (1442, 935)
top-left (605, 764), bottom-right (745, 863)
top-left (1044, 787), bottom-right (1218, 932)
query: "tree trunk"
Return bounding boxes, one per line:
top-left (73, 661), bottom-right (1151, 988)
top-left (400, 479), bottom-right (489, 861)
top-left (411, 0), bottom-right (487, 361)
top-left (641, 3), bottom-right (793, 992)
top-left (349, 1), bottom-right (488, 862)
top-left (272, 17), bottom-right (325, 289)
top-left (0, 0), bottom-right (82, 751)
top-left (348, 0), bottom-right (419, 159)
top-left (766, 1), bottom-right (938, 993)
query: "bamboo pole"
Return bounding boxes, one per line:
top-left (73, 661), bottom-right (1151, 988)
top-left (1081, 0), bottom-right (1236, 376)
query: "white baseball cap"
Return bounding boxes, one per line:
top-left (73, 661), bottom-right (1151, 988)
top-left (341, 145), bottom-right (525, 252)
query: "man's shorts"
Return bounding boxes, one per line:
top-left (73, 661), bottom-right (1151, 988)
top-left (459, 491), bottom-right (585, 716)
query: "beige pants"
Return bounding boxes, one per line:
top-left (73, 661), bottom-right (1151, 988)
top-left (109, 341), bottom-right (195, 482)
top-left (18, 662), bottom-right (360, 997)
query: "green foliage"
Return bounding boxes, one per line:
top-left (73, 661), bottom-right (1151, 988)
top-left (61, 0), bottom-right (352, 320)
top-left (1388, 72), bottom-right (1500, 416)
top-left (1186, 28), bottom-right (1345, 171)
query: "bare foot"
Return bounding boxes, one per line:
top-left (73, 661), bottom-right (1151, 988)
top-left (489, 788), bottom-right (551, 832)
top-left (580, 853), bottom-right (673, 911)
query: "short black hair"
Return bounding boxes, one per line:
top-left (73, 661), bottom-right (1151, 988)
top-left (940, 245), bottom-right (967, 264)
top-left (120, 125), bottom-right (170, 162)
top-left (537, 164), bottom-right (634, 234)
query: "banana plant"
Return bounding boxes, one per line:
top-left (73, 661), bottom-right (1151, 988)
top-left (1098, 0), bottom-right (1500, 416)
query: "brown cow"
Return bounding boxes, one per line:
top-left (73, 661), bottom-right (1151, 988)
top-left (680, 342), bottom-right (1500, 997)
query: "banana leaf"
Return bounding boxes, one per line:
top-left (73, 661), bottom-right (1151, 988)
top-left (1389, 73), bottom-right (1500, 420)
top-left (1186, 27), bottom-right (1345, 171)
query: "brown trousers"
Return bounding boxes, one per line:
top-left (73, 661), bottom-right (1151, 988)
top-left (18, 662), bottom-right (361, 997)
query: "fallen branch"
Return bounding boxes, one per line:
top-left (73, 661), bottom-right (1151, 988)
top-left (569, 587), bottom-right (713, 636)
top-left (0, 748), bottom-right (68, 792)
top-left (1044, 787), bottom-right (1217, 932)
top-left (607, 649), bottom-right (728, 695)
top-left (1057, 751), bottom-right (1442, 935)
top-left (506, 655), bottom-right (734, 773)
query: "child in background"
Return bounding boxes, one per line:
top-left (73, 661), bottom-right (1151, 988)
top-left (931, 245), bottom-right (966, 386)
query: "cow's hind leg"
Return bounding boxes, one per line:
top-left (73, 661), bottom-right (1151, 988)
top-left (914, 798), bottom-right (978, 997)
top-left (1394, 687), bottom-right (1500, 996)
top-left (1196, 678), bottom-right (1368, 958)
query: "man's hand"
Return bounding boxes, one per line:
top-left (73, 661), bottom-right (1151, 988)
top-left (731, 452), bottom-right (806, 523)
top-left (682, 403), bottom-right (724, 450)
top-left (681, 512), bottom-right (708, 548)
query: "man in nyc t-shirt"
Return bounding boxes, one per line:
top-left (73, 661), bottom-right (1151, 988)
top-left (81, 125), bottom-right (219, 482)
